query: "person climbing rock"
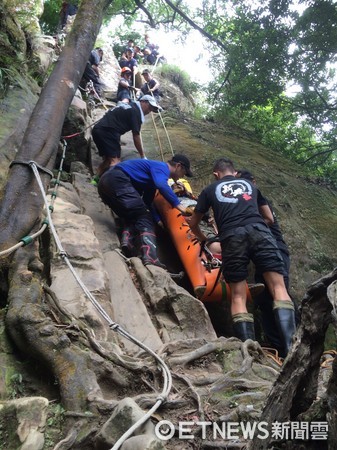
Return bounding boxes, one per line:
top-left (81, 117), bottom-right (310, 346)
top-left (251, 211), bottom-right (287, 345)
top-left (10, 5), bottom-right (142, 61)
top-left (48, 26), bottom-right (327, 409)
top-left (236, 169), bottom-right (298, 357)
top-left (188, 157), bottom-right (296, 354)
top-left (90, 95), bottom-right (162, 184)
top-left (97, 155), bottom-right (193, 268)
top-left (139, 69), bottom-right (161, 102)
top-left (117, 67), bottom-right (139, 104)
top-left (80, 47), bottom-right (104, 97)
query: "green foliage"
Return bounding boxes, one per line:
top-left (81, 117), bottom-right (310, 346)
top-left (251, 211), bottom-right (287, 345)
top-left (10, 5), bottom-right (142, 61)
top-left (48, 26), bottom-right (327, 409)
top-left (203, 0), bottom-right (290, 108)
top-left (8, 372), bottom-right (25, 399)
top-left (0, 68), bottom-right (15, 97)
top-left (202, 0), bottom-right (337, 185)
top-left (39, 0), bottom-right (63, 34)
top-left (159, 64), bottom-right (199, 97)
top-left (109, 29), bottom-right (143, 59)
top-left (44, 403), bottom-right (66, 448)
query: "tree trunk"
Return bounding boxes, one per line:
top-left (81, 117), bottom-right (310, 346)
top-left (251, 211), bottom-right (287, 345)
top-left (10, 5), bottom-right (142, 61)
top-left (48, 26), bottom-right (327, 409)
top-left (249, 267), bottom-right (337, 450)
top-left (0, 0), bottom-right (112, 416)
top-left (0, 0), bottom-right (111, 251)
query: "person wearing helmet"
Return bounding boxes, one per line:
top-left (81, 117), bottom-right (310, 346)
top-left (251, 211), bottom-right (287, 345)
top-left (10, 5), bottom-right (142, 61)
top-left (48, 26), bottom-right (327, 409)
top-left (117, 67), bottom-right (139, 104)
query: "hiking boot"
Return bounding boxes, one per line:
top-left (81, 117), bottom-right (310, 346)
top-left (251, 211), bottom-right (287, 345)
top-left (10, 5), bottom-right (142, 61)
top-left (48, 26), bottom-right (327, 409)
top-left (232, 313), bottom-right (256, 341)
top-left (273, 303), bottom-right (296, 357)
top-left (232, 321), bottom-right (256, 341)
top-left (139, 231), bottom-right (166, 269)
top-left (120, 226), bottom-right (136, 257)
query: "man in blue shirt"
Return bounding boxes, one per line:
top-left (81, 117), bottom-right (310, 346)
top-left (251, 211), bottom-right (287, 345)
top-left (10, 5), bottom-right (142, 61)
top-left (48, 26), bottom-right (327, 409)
top-left (98, 155), bottom-right (193, 268)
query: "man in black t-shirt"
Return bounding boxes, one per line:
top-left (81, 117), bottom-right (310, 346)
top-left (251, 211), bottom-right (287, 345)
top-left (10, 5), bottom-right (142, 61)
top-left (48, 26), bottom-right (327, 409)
top-left (236, 169), bottom-right (297, 356)
top-left (236, 170), bottom-right (290, 284)
top-left (188, 158), bottom-right (296, 355)
top-left (91, 96), bottom-right (162, 183)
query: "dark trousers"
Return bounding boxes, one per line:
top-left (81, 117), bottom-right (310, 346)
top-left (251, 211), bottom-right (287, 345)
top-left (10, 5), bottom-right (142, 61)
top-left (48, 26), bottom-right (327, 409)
top-left (97, 167), bottom-right (154, 232)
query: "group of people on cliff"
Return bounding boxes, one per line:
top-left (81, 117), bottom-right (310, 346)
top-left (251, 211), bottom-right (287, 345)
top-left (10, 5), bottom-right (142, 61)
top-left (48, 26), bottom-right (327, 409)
top-left (119, 35), bottom-right (165, 67)
top-left (79, 33), bottom-right (297, 361)
top-left (80, 33), bottom-right (163, 103)
top-left (93, 131), bottom-right (297, 359)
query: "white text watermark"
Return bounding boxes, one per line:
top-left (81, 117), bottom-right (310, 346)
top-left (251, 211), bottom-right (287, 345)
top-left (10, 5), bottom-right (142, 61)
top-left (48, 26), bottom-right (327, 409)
top-left (154, 420), bottom-right (328, 441)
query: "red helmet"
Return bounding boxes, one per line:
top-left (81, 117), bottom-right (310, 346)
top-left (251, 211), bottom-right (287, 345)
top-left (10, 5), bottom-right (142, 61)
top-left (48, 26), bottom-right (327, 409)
top-left (121, 67), bottom-right (131, 74)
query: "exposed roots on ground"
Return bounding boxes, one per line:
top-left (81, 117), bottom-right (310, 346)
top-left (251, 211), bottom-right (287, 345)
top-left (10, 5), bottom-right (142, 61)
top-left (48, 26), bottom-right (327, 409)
top-left (5, 239), bottom-right (337, 449)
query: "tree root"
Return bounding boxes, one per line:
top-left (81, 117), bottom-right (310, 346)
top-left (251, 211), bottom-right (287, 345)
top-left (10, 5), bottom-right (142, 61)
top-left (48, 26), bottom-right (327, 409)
top-left (172, 371), bottom-right (204, 420)
top-left (53, 420), bottom-right (85, 450)
top-left (6, 246), bottom-right (103, 411)
top-left (167, 337), bottom-right (241, 366)
top-left (248, 267), bottom-right (337, 450)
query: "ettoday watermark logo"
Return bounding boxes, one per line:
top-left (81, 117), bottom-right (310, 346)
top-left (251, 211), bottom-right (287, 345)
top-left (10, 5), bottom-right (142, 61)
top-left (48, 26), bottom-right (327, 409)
top-left (154, 420), bottom-right (328, 441)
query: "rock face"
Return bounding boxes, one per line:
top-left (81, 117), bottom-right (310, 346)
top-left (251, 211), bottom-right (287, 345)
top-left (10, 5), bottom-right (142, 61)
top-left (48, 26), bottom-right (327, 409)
top-left (95, 397), bottom-right (165, 450)
top-left (0, 10), bottom-right (336, 450)
top-left (0, 397), bottom-right (49, 450)
top-left (49, 166), bottom-right (217, 354)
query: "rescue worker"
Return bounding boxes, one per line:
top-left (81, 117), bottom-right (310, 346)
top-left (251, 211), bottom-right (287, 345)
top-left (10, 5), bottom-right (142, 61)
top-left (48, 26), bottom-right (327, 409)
top-left (98, 155), bottom-right (193, 268)
top-left (188, 157), bottom-right (296, 354)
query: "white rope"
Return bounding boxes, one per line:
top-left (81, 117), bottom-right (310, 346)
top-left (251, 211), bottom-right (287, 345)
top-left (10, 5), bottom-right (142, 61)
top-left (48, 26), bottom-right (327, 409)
top-left (149, 85), bottom-right (174, 156)
top-left (0, 223), bottom-right (49, 257)
top-left (29, 162), bottom-right (172, 449)
top-left (0, 142), bottom-right (67, 258)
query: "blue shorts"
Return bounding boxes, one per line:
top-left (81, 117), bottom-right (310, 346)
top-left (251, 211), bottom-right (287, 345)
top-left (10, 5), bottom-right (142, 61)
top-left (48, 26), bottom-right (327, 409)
top-left (221, 223), bottom-right (284, 283)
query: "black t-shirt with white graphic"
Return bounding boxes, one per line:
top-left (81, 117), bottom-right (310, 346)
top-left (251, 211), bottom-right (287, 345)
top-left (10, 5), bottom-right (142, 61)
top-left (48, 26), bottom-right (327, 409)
top-left (195, 175), bottom-right (266, 239)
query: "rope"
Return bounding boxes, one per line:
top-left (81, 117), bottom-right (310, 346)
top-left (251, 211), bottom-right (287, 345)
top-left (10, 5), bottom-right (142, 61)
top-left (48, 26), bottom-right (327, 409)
top-left (146, 87), bottom-right (174, 157)
top-left (0, 153), bottom-right (64, 258)
top-left (9, 160), bottom-right (53, 178)
top-left (151, 112), bottom-right (164, 161)
top-left (157, 109), bottom-right (174, 156)
top-left (150, 56), bottom-right (160, 76)
top-left (26, 160), bottom-right (172, 450)
top-left (144, 57), bottom-right (174, 156)
top-left (0, 223), bottom-right (49, 258)
top-left (61, 117), bottom-right (102, 139)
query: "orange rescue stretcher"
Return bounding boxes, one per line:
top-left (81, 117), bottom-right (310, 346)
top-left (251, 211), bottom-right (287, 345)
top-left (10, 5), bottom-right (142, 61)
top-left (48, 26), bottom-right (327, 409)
top-left (154, 192), bottom-right (252, 304)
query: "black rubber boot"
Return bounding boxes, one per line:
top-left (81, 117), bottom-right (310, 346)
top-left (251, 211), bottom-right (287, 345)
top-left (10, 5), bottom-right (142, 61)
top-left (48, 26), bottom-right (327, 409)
top-left (120, 226), bottom-right (136, 257)
top-left (232, 321), bottom-right (256, 341)
top-left (273, 306), bottom-right (296, 357)
top-left (139, 231), bottom-right (166, 269)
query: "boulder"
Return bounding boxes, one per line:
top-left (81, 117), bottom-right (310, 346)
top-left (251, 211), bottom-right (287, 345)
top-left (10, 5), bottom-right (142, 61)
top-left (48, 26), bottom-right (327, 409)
top-left (0, 396), bottom-right (48, 450)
